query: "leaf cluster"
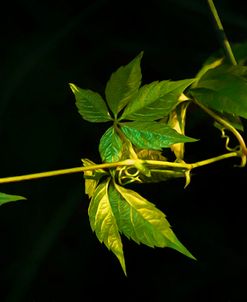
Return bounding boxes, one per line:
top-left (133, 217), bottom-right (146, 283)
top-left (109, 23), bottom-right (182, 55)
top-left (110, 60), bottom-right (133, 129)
top-left (69, 43), bottom-right (247, 273)
top-left (69, 52), bottom-right (201, 273)
top-left (1, 33), bottom-right (247, 275)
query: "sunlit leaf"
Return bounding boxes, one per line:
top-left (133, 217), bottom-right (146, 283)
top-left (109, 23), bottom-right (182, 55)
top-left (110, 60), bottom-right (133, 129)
top-left (121, 79), bottom-right (194, 121)
top-left (69, 83), bottom-right (112, 122)
top-left (82, 159), bottom-right (107, 198)
top-left (105, 52), bottom-right (143, 116)
top-left (88, 179), bottom-right (126, 275)
top-left (191, 64), bottom-right (247, 119)
top-left (0, 192), bottom-right (26, 206)
top-left (120, 121), bottom-right (197, 150)
top-left (109, 182), bottom-right (195, 259)
top-left (99, 127), bottom-right (123, 162)
top-left (168, 102), bottom-right (189, 160)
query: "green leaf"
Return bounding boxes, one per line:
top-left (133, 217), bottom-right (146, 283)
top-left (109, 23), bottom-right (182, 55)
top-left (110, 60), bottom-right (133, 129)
top-left (0, 192), bottom-right (26, 206)
top-left (190, 64), bottom-right (247, 119)
top-left (69, 83), bottom-right (112, 122)
top-left (193, 58), bottom-right (223, 88)
top-left (99, 126), bottom-right (123, 162)
top-left (109, 182), bottom-right (195, 259)
top-left (231, 41), bottom-right (247, 65)
top-left (105, 52), bottom-right (143, 116)
top-left (121, 79), bottom-right (194, 121)
top-left (193, 42), bottom-right (247, 88)
top-left (88, 179), bottom-right (126, 274)
top-left (199, 41), bottom-right (247, 68)
top-left (120, 121), bottom-right (197, 150)
top-left (214, 112), bottom-right (244, 132)
top-left (82, 159), bottom-right (107, 198)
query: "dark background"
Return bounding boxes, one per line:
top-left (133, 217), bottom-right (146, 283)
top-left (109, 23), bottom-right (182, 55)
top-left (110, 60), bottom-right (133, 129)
top-left (0, 0), bottom-right (247, 301)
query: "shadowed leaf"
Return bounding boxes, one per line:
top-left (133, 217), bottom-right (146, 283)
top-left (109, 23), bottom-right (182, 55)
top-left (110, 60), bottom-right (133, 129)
top-left (191, 65), bottom-right (247, 119)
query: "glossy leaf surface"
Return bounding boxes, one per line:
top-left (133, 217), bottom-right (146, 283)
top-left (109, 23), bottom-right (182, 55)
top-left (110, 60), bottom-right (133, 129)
top-left (121, 121), bottom-right (197, 150)
top-left (99, 127), bottom-right (123, 162)
top-left (121, 79), bottom-right (194, 121)
top-left (69, 83), bottom-right (112, 122)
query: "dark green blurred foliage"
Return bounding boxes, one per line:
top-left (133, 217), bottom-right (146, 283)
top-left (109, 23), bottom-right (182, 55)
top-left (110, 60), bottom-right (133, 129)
top-left (0, 0), bottom-right (247, 301)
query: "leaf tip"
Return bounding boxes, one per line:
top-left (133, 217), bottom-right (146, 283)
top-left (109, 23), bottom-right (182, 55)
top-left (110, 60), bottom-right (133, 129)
top-left (138, 50), bottom-right (144, 59)
top-left (0, 192), bottom-right (27, 207)
top-left (69, 83), bottom-right (79, 94)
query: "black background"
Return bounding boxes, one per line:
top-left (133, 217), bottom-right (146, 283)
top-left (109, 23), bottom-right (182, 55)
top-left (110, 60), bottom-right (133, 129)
top-left (0, 0), bottom-right (247, 301)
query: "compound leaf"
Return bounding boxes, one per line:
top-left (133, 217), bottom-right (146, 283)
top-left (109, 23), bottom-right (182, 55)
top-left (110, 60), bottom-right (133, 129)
top-left (105, 52), bottom-right (143, 116)
top-left (0, 192), bottom-right (26, 206)
top-left (109, 182), bottom-right (195, 259)
top-left (99, 126), bottom-right (123, 162)
top-left (120, 121), bottom-right (197, 150)
top-left (69, 83), bottom-right (112, 122)
top-left (121, 79), bottom-right (194, 121)
top-left (190, 64), bottom-right (247, 119)
top-left (88, 179), bottom-right (126, 275)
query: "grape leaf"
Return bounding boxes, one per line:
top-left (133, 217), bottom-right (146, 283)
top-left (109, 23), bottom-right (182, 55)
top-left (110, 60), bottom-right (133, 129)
top-left (120, 121), bottom-right (197, 150)
top-left (121, 79), bottom-right (194, 121)
top-left (105, 52), bottom-right (143, 116)
top-left (69, 83), bottom-right (112, 122)
top-left (99, 126), bottom-right (123, 162)
top-left (0, 192), bottom-right (26, 206)
top-left (109, 182), bottom-right (195, 259)
top-left (88, 179), bottom-right (126, 275)
top-left (190, 64), bottom-right (247, 119)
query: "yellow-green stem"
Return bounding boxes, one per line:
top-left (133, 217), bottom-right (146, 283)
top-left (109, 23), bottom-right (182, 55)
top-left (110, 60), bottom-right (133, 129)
top-left (0, 151), bottom-right (240, 184)
top-left (207, 0), bottom-right (237, 65)
top-left (193, 98), bottom-right (247, 160)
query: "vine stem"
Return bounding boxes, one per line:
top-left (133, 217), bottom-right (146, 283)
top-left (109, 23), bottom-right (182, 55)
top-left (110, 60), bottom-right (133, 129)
top-left (193, 98), bottom-right (247, 162)
top-left (0, 151), bottom-right (240, 184)
top-left (207, 0), bottom-right (237, 65)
